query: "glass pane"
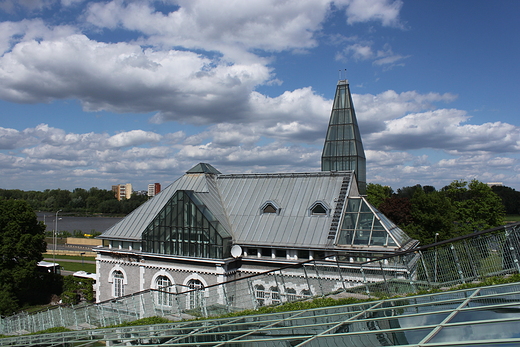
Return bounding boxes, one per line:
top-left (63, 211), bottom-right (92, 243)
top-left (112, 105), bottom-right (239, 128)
top-left (430, 321), bottom-right (520, 343)
top-left (345, 198), bottom-right (361, 213)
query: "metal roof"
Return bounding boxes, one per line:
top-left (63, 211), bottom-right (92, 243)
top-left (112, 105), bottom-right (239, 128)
top-left (218, 171), bottom-right (351, 248)
top-left (100, 164), bottom-right (413, 250)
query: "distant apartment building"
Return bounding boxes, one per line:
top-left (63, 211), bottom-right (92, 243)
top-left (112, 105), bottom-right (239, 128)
top-left (112, 183), bottom-right (133, 200)
top-left (148, 183), bottom-right (161, 197)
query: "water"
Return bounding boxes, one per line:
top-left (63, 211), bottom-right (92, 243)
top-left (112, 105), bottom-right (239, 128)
top-left (37, 212), bottom-right (122, 234)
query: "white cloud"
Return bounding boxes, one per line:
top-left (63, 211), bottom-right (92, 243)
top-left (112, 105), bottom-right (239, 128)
top-left (84, 0), bottom-right (330, 58)
top-left (107, 130), bottom-right (162, 148)
top-left (344, 0), bottom-right (403, 27)
top-left (365, 109), bottom-right (520, 153)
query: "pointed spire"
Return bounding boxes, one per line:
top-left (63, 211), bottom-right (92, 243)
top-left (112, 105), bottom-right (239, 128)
top-left (321, 79), bottom-right (366, 194)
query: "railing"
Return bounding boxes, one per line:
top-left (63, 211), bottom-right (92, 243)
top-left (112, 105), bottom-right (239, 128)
top-left (1, 222), bottom-right (519, 335)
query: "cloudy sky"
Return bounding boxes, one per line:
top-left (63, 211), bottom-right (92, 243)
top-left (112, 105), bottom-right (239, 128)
top-left (1, 0), bottom-right (519, 192)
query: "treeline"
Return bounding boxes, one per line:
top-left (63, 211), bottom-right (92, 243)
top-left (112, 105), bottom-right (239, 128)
top-left (0, 187), bottom-right (149, 215)
top-left (367, 179), bottom-right (518, 245)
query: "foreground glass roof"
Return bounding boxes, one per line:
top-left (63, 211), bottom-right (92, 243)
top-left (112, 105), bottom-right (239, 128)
top-left (4, 282), bottom-right (520, 346)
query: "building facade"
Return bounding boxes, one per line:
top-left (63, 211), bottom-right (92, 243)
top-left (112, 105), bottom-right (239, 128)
top-left (112, 183), bottom-right (133, 201)
top-left (95, 80), bottom-right (418, 304)
top-left (148, 183), bottom-right (161, 197)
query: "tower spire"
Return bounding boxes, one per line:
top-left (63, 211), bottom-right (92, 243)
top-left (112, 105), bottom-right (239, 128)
top-left (321, 78), bottom-right (366, 194)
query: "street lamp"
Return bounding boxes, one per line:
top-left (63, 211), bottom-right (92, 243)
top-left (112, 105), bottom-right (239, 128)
top-left (434, 233), bottom-right (439, 283)
top-left (53, 210), bottom-right (62, 274)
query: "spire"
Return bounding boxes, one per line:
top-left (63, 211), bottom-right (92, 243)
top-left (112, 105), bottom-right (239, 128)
top-left (321, 79), bottom-right (366, 194)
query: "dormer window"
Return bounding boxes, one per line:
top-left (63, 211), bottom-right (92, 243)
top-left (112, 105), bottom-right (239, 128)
top-left (310, 201), bottom-right (329, 216)
top-left (261, 201), bottom-right (280, 215)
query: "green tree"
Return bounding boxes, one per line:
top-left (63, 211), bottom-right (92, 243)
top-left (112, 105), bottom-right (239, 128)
top-left (379, 196), bottom-right (413, 226)
top-left (0, 200), bottom-right (47, 315)
top-left (442, 180), bottom-right (505, 235)
top-left (404, 189), bottom-right (456, 244)
top-left (366, 183), bottom-right (394, 209)
top-left (491, 185), bottom-right (520, 215)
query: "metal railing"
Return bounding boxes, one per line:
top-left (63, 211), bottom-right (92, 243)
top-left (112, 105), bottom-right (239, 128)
top-left (1, 222), bottom-right (519, 335)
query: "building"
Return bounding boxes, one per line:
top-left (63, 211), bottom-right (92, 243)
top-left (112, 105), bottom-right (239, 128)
top-left (148, 183), bottom-right (161, 197)
top-left (95, 79), bottom-right (418, 303)
top-left (112, 183), bottom-right (133, 200)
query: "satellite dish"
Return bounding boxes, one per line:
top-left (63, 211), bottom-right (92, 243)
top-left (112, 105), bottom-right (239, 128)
top-left (231, 245), bottom-right (242, 258)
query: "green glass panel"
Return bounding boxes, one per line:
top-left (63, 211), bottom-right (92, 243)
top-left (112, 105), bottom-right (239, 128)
top-left (346, 198), bottom-right (361, 213)
top-left (353, 229), bottom-right (370, 245)
top-left (142, 191), bottom-right (231, 258)
top-left (357, 213), bottom-right (373, 230)
top-left (370, 227), bottom-right (387, 246)
top-left (360, 200), bottom-right (371, 213)
top-left (331, 110), bottom-right (340, 125)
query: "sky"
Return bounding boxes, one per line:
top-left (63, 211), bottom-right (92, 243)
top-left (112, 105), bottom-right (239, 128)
top-left (0, 0), bottom-right (519, 193)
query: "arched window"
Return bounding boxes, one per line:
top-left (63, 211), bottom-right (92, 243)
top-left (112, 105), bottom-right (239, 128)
top-left (113, 271), bottom-right (125, 298)
top-left (187, 279), bottom-right (204, 309)
top-left (156, 276), bottom-right (173, 307)
top-left (270, 286), bottom-right (281, 304)
top-left (300, 289), bottom-right (312, 298)
top-left (254, 285), bottom-right (266, 307)
top-left (286, 288), bottom-right (297, 302)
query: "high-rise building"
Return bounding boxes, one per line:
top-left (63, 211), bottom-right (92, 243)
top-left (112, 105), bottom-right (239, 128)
top-left (321, 79), bottom-right (366, 194)
top-left (148, 183), bottom-right (161, 197)
top-left (112, 183), bottom-right (133, 200)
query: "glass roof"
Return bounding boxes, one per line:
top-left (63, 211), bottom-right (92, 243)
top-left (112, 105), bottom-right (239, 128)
top-left (5, 282), bottom-right (520, 346)
top-left (322, 80), bottom-right (366, 194)
top-left (336, 196), bottom-right (412, 248)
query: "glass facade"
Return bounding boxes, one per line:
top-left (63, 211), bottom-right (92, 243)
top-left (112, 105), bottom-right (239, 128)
top-left (142, 190), bottom-right (231, 258)
top-left (337, 197), bottom-right (411, 247)
top-left (322, 80), bottom-right (366, 194)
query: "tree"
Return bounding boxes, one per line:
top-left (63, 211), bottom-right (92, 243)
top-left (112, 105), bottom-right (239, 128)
top-left (0, 199), bottom-right (47, 315)
top-left (404, 189), bottom-right (456, 244)
top-left (442, 180), bottom-right (505, 235)
top-left (379, 196), bottom-right (413, 226)
top-left (366, 183), bottom-right (394, 209)
top-left (491, 185), bottom-right (520, 215)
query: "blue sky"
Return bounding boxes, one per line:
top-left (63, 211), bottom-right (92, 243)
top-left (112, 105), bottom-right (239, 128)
top-left (0, 0), bottom-right (519, 192)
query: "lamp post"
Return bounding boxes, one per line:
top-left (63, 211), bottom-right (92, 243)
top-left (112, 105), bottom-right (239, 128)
top-left (53, 210), bottom-right (62, 273)
top-left (434, 233), bottom-right (439, 283)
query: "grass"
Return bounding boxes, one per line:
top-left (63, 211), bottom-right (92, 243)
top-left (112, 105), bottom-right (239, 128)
top-left (43, 255), bottom-right (96, 273)
top-left (505, 215), bottom-right (520, 222)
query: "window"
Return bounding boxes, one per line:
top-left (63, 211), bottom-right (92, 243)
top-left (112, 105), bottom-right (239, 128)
top-left (247, 248), bottom-right (258, 257)
top-left (261, 248), bottom-right (272, 257)
top-left (113, 271), bottom-right (124, 298)
top-left (156, 276), bottom-right (173, 307)
top-left (187, 279), bottom-right (204, 309)
top-left (286, 288), bottom-right (297, 302)
top-left (297, 250), bottom-right (309, 260)
top-left (255, 285), bottom-right (266, 306)
top-left (142, 191), bottom-right (232, 259)
top-left (263, 204), bottom-right (277, 213)
top-left (271, 286), bottom-right (281, 304)
top-left (261, 201), bottom-right (280, 215)
top-left (310, 202), bottom-right (329, 216)
top-left (275, 249), bottom-right (287, 258)
top-left (301, 289), bottom-right (312, 298)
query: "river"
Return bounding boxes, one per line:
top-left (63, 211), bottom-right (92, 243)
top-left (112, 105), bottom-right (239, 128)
top-left (36, 212), bottom-right (122, 235)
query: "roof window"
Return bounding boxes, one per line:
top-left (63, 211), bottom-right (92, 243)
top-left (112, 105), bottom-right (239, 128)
top-left (309, 201), bottom-right (329, 216)
top-left (261, 201), bottom-right (280, 215)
